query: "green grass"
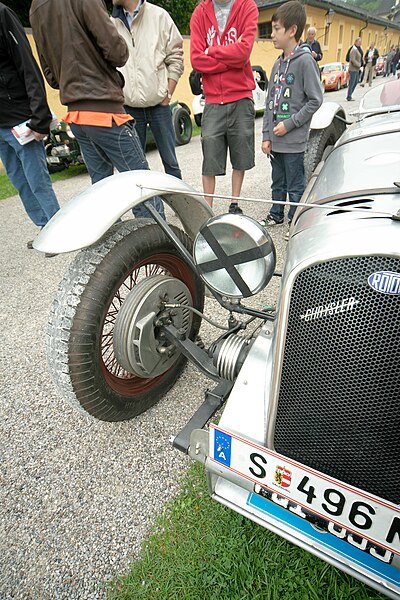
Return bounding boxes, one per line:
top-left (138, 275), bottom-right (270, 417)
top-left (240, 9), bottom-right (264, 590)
top-left (0, 164), bottom-right (88, 201)
top-left (108, 463), bottom-right (386, 600)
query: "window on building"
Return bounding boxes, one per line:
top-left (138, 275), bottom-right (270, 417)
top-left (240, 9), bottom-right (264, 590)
top-left (350, 29), bottom-right (355, 45)
top-left (337, 49), bottom-right (341, 61)
top-left (338, 24), bottom-right (343, 44)
top-left (258, 22), bottom-right (272, 39)
top-left (324, 25), bottom-right (330, 46)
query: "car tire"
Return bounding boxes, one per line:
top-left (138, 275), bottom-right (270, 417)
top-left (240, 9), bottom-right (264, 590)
top-left (47, 220), bottom-right (204, 422)
top-left (336, 80), bottom-right (341, 91)
top-left (304, 121), bottom-right (340, 183)
top-left (194, 113), bottom-right (202, 127)
top-left (173, 106), bottom-right (193, 146)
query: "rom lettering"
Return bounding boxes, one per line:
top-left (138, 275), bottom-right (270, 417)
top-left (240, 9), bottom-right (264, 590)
top-left (249, 453), bottom-right (267, 479)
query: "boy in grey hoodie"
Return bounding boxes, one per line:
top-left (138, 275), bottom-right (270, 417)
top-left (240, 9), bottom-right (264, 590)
top-left (260, 1), bottom-right (323, 239)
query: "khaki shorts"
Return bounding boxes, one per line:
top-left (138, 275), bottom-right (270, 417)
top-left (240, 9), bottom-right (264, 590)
top-left (201, 97), bottom-right (255, 176)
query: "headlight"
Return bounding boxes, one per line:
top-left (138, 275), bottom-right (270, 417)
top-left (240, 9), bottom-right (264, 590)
top-left (193, 214), bottom-right (276, 298)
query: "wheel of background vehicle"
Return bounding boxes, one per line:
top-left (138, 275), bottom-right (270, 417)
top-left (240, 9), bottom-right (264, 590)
top-left (194, 113), bottom-right (202, 127)
top-left (173, 106), bottom-right (192, 146)
top-left (336, 79), bottom-right (341, 91)
top-left (45, 144), bottom-right (66, 173)
top-left (47, 220), bottom-right (205, 422)
top-left (304, 121), bottom-right (339, 184)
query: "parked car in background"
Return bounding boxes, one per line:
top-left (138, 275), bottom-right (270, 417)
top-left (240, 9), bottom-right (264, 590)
top-left (192, 65), bottom-right (268, 127)
top-left (320, 62), bottom-right (349, 91)
top-left (375, 56), bottom-right (386, 76)
top-left (45, 101), bottom-right (192, 173)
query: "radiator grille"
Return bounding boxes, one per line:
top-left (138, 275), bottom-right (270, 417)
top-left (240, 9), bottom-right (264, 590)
top-left (274, 256), bottom-right (400, 504)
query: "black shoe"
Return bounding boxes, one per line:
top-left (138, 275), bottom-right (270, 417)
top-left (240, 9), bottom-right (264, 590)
top-left (228, 202), bottom-right (243, 214)
top-left (27, 240), bottom-right (34, 249)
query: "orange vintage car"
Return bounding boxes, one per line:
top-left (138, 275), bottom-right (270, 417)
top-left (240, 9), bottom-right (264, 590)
top-left (320, 62), bottom-right (349, 91)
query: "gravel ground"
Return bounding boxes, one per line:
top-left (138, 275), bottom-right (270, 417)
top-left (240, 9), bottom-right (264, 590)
top-left (0, 84), bottom-right (367, 599)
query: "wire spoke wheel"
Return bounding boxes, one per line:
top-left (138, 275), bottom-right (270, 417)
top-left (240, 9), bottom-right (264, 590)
top-left (47, 220), bottom-right (204, 421)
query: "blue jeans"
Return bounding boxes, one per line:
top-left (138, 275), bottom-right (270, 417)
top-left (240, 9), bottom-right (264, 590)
top-left (270, 151), bottom-right (304, 223)
top-left (347, 70), bottom-right (359, 99)
top-left (125, 104), bottom-right (181, 179)
top-left (70, 120), bottom-right (165, 219)
top-left (0, 127), bottom-right (60, 227)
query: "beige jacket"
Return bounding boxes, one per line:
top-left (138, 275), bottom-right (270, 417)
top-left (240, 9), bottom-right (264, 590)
top-left (111, 2), bottom-right (184, 108)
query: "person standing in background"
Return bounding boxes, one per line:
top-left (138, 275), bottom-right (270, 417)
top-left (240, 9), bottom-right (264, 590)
top-left (30, 0), bottom-right (164, 219)
top-left (260, 1), bottom-right (323, 241)
top-left (360, 42), bottom-right (379, 87)
top-left (305, 26), bottom-right (323, 62)
top-left (111, 0), bottom-right (183, 180)
top-left (190, 0), bottom-right (258, 212)
top-left (0, 2), bottom-right (59, 244)
top-left (384, 46), bottom-right (395, 77)
top-left (346, 37), bottom-right (362, 101)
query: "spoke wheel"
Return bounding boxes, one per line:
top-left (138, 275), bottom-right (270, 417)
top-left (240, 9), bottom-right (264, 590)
top-left (47, 220), bottom-right (204, 421)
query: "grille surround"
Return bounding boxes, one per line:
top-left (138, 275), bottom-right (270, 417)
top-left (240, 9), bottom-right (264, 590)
top-left (273, 255), bottom-right (400, 504)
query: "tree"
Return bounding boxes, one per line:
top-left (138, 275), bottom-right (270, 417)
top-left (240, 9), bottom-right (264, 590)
top-left (105, 0), bottom-right (197, 34)
top-left (3, 0), bottom-right (197, 34)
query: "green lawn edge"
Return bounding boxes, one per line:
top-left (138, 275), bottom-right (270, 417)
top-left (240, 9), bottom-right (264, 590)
top-left (108, 462), bottom-right (385, 600)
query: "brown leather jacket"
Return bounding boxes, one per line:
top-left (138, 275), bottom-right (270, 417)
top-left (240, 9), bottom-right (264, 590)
top-left (30, 0), bottom-right (129, 112)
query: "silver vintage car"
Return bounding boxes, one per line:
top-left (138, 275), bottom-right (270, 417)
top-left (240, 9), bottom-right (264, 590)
top-left (34, 81), bottom-right (400, 598)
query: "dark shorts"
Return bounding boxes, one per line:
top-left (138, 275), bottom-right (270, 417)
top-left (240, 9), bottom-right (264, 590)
top-left (201, 97), bottom-right (255, 176)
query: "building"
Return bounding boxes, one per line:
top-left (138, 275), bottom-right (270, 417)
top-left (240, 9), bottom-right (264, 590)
top-left (255, 0), bottom-right (400, 65)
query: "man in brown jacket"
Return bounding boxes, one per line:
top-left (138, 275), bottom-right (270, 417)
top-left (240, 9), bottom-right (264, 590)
top-left (30, 0), bottom-right (164, 217)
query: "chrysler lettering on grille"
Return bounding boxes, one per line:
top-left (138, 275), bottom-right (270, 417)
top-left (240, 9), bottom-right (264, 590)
top-left (300, 297), bottom-right (360, 321)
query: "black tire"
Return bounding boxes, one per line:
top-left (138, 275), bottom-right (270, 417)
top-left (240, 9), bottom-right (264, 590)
top-left (47, 220), bottom-right (205, 422)
top-left (336, 79), bottom-right (341, 91)
top-left (173, 106), bottom-right (192, 146)
top-left (194, 113), bottom-right (202, 127)
top-left (304, 122), bottom-right (340, 184)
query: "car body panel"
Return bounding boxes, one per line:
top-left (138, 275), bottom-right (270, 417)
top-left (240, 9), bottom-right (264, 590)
top-left (33, 171), bottom-right (213, 254)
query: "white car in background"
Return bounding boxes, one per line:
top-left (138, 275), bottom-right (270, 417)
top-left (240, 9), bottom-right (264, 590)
top-left (192, 65), bottom-right (268, 127)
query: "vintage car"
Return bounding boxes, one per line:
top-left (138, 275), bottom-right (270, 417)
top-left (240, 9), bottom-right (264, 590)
top-left (320, 62), bottom-right (350, 91)
top-left (192, 65), bottom-right (268, 127)
top-left (34, 81), bottom-right (400, 598)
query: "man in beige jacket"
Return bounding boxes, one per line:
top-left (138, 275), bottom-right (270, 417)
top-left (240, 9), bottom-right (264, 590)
top-left (111, 0), bottom-right (184, 179)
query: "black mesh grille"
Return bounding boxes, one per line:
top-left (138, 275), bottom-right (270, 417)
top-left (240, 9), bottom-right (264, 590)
top-left (274, 256), bottom-right (400, 504)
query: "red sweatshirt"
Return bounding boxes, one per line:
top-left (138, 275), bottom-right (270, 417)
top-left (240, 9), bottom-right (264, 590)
top-left (190, 0), bottom-right (258, 104)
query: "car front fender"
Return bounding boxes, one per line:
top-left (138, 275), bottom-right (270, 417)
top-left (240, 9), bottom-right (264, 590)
top-left (33, 170), bottom-right (213, 254)
top-left (310, 101), bottom-right (345, 130)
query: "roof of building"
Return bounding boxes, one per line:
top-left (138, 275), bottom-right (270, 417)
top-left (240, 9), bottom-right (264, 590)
top-left (255, 0), bottom-right (400, 30)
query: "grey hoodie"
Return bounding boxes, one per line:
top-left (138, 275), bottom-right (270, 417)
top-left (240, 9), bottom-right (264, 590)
top-left (262, 47), bottom-right (323, 153)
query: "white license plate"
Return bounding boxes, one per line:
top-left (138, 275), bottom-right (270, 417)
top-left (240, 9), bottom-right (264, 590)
top-left (47, 156), bottom-right (60, 164)
top-left (210, 425), bottom-right (400, 556)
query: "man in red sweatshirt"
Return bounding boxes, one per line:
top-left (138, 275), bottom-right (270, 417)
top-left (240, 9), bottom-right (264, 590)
top-left (190, 0), bottom-right (258, 211)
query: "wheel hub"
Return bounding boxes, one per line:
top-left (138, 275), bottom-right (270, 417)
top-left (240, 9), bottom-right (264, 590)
top-left (113, 274), bottom-right (193, 378)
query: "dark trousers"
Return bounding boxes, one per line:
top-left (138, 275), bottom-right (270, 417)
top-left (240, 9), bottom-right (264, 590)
top-left (70, 120), bottom-right (165, 219)
top-left (270, 151), bottom-right (304, 223)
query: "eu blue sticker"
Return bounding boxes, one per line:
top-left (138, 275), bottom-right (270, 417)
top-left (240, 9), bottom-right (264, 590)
top-left (214, 430), bottom-right (232, 466)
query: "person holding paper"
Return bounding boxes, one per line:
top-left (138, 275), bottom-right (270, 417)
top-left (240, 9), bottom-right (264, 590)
top-left (0, 3), bottom-right (60, 238)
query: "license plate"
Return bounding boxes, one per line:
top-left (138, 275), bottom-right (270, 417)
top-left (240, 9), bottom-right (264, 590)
top-left (210, 425), bottom-right (400, 556)
top-left (47, 156), bottom-right (60, 164)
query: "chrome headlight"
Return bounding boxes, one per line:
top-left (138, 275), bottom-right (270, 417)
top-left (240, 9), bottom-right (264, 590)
top-left (193, 214), bottom-right (276, 298)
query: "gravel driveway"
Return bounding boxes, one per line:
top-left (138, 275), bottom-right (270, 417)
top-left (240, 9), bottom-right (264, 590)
top-left (0, 83), bottom-right (368, 599)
